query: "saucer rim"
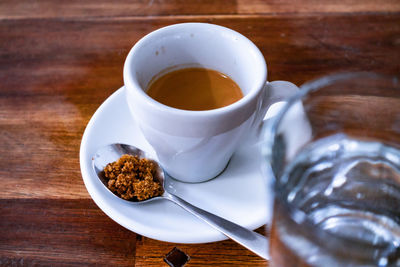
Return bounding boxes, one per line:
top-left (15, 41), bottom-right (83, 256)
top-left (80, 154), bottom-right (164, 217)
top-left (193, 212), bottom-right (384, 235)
top-left (79, 86), bottom-right (271, 243)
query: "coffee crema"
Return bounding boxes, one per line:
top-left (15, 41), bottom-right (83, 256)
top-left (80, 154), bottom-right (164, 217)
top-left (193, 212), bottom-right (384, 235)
top-left (146, 67), bottom-right (243, 111)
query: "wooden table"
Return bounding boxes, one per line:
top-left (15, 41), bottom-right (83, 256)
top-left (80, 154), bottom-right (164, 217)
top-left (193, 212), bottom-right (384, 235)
top-left (1, 1), bottom-right (399, 266)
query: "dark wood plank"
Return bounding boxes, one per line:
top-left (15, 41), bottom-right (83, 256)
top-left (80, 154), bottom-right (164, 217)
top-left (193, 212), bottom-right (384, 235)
top-left (0, 0), bottom-right (399, 19)
top-left (1, 14), bottom-right (399, 198)
top-left (0, 199), bottom-right (137, 266)
top-left (0, 198), bottom-right (268, 266)
top-left (134, 227), bottom-right (268, 266)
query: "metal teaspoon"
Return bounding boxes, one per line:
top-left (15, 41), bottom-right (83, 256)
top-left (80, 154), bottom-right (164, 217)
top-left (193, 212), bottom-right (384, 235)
top-left (92, 143), bottom-right (269, 259)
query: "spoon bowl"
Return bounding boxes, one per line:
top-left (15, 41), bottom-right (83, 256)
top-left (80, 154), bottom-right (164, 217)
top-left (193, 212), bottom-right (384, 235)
top-left (93, 143), bottom-right (166, 204)
top-left (92, 143), bottom-right (269, 259)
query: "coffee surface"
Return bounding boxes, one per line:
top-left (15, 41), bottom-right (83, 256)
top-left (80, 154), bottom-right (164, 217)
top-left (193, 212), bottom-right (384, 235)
top-left (146, 68), bottom-right (243, 111)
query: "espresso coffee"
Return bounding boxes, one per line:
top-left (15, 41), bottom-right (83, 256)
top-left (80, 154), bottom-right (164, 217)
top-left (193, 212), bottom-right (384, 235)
top-left (146, 68), bottom-right (243, 111)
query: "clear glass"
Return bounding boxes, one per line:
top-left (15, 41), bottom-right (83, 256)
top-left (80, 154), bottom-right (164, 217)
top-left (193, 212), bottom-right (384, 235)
top-left (263, 73), bottom-right (400, 266)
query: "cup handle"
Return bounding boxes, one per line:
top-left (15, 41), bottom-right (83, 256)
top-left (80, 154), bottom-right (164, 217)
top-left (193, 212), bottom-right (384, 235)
top-left (264, 81), bottom-right (299, 114)
top-left (248, 81), bottom-right (299, 143)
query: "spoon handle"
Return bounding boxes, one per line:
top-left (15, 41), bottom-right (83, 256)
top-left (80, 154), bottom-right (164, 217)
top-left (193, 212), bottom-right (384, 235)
top-left (164, 192), bottom-right (269, 259)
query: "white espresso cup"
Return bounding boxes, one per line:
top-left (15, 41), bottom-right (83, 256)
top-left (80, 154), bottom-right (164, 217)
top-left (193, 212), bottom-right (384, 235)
top-left (124, 23), bottom-right (298, 183)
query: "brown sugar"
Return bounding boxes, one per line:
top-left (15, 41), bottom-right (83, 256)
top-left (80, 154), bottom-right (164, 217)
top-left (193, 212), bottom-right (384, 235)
top-left (103, 154), bottom-right (163, 201)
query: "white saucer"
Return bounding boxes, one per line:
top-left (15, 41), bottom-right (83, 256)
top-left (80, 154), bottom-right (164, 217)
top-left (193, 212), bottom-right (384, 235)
top-left (80, 87), bottom-right (273, 243)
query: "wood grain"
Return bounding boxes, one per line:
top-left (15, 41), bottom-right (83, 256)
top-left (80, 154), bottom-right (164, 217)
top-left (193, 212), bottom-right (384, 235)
top-left (0, 199), bottom-right (137, 266)
top-left (0, 0), bottom-right (399, 19)
top-left (1, 14), bottom-right (399, 199)
top-left (0, 198), bottom-right (268, 266)
top-left (1, 0), bottom-right (399, 265)
top-left (134, 227), bottom-right (268, 266)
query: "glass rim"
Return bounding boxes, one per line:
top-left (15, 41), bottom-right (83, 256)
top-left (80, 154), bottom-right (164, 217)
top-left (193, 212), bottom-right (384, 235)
top-left (270, 71), bottom-right (398, 138)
